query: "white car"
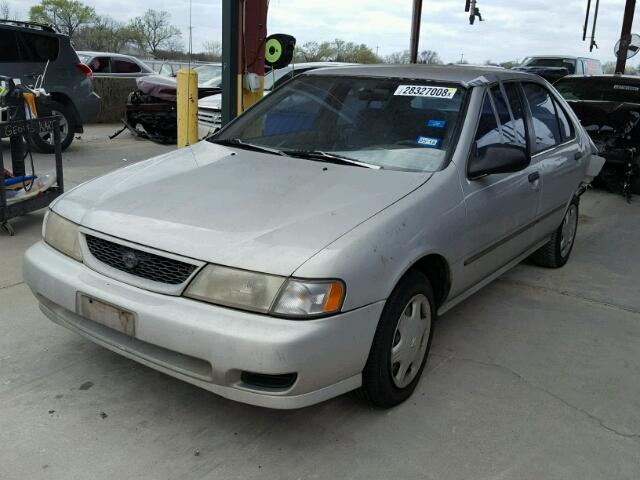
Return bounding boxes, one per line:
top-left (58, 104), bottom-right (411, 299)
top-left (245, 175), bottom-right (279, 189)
top-left (197, 62), bottom-right (357, 138)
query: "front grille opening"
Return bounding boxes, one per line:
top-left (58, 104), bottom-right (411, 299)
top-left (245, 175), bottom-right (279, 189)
top-left (85, 235), bottom-right (197, 285)
top-left (240, 371), bottom-right (297, 390)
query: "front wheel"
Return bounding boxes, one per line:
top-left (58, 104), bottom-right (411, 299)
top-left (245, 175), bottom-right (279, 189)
top-left (531, 197), bottom-right (579, 268)
top-left (359, 271), bottom-right (436, 408)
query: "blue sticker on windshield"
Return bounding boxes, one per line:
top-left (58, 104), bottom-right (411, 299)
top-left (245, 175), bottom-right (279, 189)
top-left (427, 119), bottom-right (446, 128)
top-left (416, 136), bottom-right (441, 148)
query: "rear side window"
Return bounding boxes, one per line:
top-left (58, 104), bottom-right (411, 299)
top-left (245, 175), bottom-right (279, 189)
top-left (0, 31), bottom-right (20, 62)
top-left (554, 99), bottom-right (574, 140)
top-left (113, 59), bottom-right (141, 73)
top-left (16, 32), bottom-right (59, 62)
top-left (522, 83), bottom-right (562, 152)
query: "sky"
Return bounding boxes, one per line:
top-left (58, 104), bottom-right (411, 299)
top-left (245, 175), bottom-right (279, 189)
top-left (7, 0), bottom-right (637, 64)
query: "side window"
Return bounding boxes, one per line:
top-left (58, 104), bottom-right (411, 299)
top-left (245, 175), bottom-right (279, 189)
top-left (89, 57), bottom-right (110, 73)
top-left (474, 92), bottom-right (501, 149)
top-left (113, 59), bottom-right (141, 73)
top-left (491, 83), bottom-right (527, 147)
top-left (553, 99), bottom-right (574, 140)
top-left (0, 31), bottom-right (20, 62)
top-left (522, 83), bottom-right (562, 152)
top-left (575, 60), bottom-right (584, 75)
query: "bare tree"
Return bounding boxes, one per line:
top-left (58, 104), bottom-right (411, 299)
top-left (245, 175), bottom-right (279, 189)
top-left (0, 1), bottom-right (10, 20)
top-left (131, 9), bottom-right (182, 56)
top-left (384, 50), bottom-right (411, 64)
top-left (203, 40), bottom-right (222, 61)
top-left (417, 50), bottom-right (442, 65)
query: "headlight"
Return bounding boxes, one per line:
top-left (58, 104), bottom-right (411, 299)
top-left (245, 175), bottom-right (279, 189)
top-left (184, 265), bottom-right (286, 313)
top-left (184, 265), bottom-right (345, 318)
top-left (43, 210), bottom-right (83, 262)
top-left (272, 279), bottom-right (345, 318)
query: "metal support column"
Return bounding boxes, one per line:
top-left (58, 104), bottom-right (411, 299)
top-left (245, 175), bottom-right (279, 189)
top-left (616, 0), bottom-right (637, 74)
top-left (221, 0), bottom-right (239, 126)
top-left (409, 0), bottom-right (423, 64)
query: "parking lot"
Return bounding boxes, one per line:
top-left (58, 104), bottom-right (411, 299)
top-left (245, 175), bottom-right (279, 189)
top-left (0, 125), bottom-right (638, 479)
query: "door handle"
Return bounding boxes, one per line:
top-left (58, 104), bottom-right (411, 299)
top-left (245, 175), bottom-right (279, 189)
top-left (574, 151), bottom-right (584, 161)
top-left (528, 172), bottom-right (540, 183)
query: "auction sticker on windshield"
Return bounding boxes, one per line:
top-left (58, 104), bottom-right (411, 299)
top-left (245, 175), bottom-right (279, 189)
top-left (394, 85), bottom-right (457, 99)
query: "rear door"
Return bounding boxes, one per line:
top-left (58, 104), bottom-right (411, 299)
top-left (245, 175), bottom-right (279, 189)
top-left (520, 82), bottom-right (584, 240)
top-left (459, 82), bottom-right (541, 290)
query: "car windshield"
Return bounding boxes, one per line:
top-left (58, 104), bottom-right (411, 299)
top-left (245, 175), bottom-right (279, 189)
top-left (214, 75), bottom-right (467, 172)
top-left (556, 78), bottom-right (640, 104)
top-left (195, 65), bottom-right (222, 87)
top-left (522, 57), bottom-right (576, 74)
top-left (77, 53), bottom-right (90, 64)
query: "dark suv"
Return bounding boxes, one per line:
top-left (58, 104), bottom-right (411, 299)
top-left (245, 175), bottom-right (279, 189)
top-left (0, 20), bottom-right (100, 152)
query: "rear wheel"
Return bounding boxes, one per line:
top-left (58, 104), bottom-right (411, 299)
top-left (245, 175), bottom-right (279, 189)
top-left (359, 271), bottom-right (435, 408)
top-left (31, 101), bottom-right (75, 153)
top-left (531, 197), bottom-right (579, 268)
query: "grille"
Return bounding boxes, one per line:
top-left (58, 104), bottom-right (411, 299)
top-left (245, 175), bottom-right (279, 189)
top-left (85, 235), bottom-right (197, 285)
top-left (197, 108), bottom-right (222, 128)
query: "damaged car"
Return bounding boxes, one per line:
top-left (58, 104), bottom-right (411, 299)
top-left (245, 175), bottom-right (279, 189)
top-left (556, 74), bottom-right (640, 197)
top-left (124, 63), bottom-right (222, 143)
top-left (25, 66), bottom-right (599, 409)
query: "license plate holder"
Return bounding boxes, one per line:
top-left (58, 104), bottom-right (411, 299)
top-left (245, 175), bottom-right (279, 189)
top-left (77, 294), bottom-right (136, 336)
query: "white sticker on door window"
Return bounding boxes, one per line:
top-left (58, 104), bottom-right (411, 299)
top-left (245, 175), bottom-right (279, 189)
top-left (394, 85), bottom-right (457, 99)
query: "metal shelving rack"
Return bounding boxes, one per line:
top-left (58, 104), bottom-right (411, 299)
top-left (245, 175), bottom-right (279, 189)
top-left (0, 116), bottom-right (63, 235)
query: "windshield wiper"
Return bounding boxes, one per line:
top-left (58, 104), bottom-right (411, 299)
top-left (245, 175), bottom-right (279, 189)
top-left (211, 138), bottom-right (288, 157)
top-left (282, 150), bottom-right (381, 169)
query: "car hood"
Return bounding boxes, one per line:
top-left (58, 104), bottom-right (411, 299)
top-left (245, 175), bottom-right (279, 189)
top-left (53, 141), bottom-right (430, 276)
top-left (198, 93), bottom-right (221, 109)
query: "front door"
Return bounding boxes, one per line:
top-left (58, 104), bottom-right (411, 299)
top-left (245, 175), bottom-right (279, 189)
top-left (457, 83), bottom-right (541, 292)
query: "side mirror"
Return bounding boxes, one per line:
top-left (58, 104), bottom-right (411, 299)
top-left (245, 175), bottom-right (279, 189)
top-left (468, 143), bottom-right (530, 179)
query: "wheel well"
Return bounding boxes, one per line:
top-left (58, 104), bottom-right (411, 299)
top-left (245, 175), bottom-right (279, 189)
top-left (408, 254), bottom-right (451, 307)
top-left (47, 92), bottom-right (82, 133)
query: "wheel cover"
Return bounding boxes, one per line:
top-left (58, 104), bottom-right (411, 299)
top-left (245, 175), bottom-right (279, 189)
top-left (560, 204), bottom-right (578, 257)
top-left (390, 294), bottom-right (432, 388)
top-left (38, 109), bottom-right (69, 146)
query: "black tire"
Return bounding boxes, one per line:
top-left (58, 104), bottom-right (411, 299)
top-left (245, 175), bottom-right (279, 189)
top-left (531, 197), bottom-right (579, 268)
top-left (359, 270), bottom-right (436, 408)
top-left (30, 101), bottom-right (75, 153)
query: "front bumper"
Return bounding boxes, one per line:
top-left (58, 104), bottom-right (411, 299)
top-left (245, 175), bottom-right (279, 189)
top-left (23, 242), bottom-right (384, 409)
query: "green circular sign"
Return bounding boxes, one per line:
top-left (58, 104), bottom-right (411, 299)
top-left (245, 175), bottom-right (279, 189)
top-left (265, 38), bottom-right (283, 64)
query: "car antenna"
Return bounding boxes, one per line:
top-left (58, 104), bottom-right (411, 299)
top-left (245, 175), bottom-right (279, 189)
top-left (35, 59), bottom-right (50, 91)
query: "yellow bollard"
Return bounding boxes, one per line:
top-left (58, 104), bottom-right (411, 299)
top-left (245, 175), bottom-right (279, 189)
top-left (176, 68), bottom-right (198, 148)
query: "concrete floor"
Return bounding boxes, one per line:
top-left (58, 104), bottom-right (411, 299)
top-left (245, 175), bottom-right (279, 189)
top-left (1, 126), bottom-right (638, 479)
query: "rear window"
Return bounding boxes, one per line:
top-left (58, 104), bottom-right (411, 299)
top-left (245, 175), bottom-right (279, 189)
top-left (0, 30), bottom-right (20, 62)
top-left (0, 30), bottom-right (59, 62)
top-left (556, 78), bottom-right (640, 104)
top-left (522, 57), bottom-right (576, 74)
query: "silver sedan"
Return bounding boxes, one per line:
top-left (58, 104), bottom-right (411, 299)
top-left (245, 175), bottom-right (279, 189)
top-left (24, 65), bottom-right (595, 409)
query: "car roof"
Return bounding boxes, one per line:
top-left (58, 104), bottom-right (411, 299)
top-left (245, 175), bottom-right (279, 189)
top-left (525, 55), bottom-right (599, 61)
top-left (303, 64), bottom-right (539, 86)
top-left (558, 74), bottom-right (640, 82)
top-left (0, 20), bottom-right (58, 34)
top-left (76, 51), bottom-right (142, 59)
